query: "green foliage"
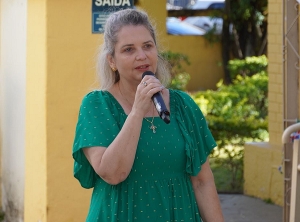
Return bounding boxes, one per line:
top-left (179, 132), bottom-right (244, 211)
top-left (230, 0), bottom-right (268, 28)
top-left (0, 209), bottom-right (4, 222)
top-left (203, 26), bottom-right (222, 45)
top-left (228, 55), bottom-right (268, 80)
top-left (191, 56), bottom-right (269, 192)
top-left (263, 198), bottom-right (275, 204)
top-left (161, 51), bottom-right (191, 91)
top-left (161, 50), bottom-right (190, 74)
top-left (193, 73), bottom-right (268, 148)
top-left (227, 0), bottom-right (268, 57)
top-left (210, 155), bottom-right (244, 192)
top-left (170, 72), bottom-right (191, 91)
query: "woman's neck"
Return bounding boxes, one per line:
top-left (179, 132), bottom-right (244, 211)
top-left (117, 81), bottom-right (136, 105)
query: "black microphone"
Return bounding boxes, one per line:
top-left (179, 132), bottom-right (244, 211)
top-left (142, 71), bottom-right (170, 124)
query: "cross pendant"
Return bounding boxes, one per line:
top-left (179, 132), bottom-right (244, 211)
top-left (150, 124), bottom-right (157, 133)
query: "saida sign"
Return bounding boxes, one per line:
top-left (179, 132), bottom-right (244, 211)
top-left (92, 0), bottom-right (134, 33)
top-left (95, 0), bottom-right (132, 6)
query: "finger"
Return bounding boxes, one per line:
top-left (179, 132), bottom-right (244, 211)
top-left (140, 79), bottom-right (162, 90)
top-left (145, 84), bottom-right (165, 97)
top-left (141, 81), bottom-right (148, 87)
top-left (140, 75), bottom-right (158, 85)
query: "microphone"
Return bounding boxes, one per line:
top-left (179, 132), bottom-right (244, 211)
top-left (142, 71), bottom-right (170, 124)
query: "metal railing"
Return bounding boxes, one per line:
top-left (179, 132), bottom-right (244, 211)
top-left (282, 122), bottom-right (300, 222)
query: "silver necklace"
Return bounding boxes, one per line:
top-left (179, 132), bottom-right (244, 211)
top-left (118, 83), bottom-right (157, 133)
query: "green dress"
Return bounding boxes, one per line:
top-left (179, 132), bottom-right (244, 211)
top-left (73, 89), bottom-right (217, 222)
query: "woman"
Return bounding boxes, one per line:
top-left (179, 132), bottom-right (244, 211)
top-left (73, 8), bottom-right (224, 222)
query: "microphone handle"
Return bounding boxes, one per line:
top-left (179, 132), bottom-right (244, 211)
top-left (152, 92), bottom-right (170, 124)
top-left (142, 71), bottom-right (170, 124)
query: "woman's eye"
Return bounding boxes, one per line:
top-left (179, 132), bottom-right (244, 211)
top-left (124, 47), bottom-right (132, 52)
top-left (144, 44), bottom-right (153, 49)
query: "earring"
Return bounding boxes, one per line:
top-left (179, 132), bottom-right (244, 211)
top-left (111, 67), bottom-right (117, 72)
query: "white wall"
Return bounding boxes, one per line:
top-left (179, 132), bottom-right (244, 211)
top-left (0, 0), bottom-right (27, 221)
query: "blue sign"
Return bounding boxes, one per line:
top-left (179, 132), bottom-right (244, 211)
top-left (92, 0), bottom-right (134, 34)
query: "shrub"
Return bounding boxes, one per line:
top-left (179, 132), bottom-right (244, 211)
top-left (193, 72), bottom-right (268, 147)
top-left (228, 55), bottom-right (268, 80)
top-left (191, 55), bottom-right (269, 192)
top-left (161, 51), bottom-right (191, 91)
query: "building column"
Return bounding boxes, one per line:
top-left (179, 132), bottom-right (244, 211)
top-left (0, 0), bottom-right (27, 221)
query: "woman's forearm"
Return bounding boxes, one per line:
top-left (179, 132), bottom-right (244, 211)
top-left (193, 179), bottom-right (224, 222)
top-left (84, 110), bottom-right (144, 185)
top-left (191, 159), bottom-right (224, 222)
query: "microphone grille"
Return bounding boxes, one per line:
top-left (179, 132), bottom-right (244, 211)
top-left (142, 71), bottom-right (155, 78)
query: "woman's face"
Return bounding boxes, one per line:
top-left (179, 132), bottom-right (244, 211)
top-left (108, 25), bottom-right (158, 85)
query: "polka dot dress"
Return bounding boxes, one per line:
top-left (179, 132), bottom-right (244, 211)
top-left (73, 89), bottom-right (217, 222)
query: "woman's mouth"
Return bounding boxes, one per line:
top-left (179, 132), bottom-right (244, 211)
top-left (135, 65), bottom-right (149, 70)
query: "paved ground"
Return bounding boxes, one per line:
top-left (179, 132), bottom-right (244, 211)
top-left (219, 194), bottom-right (283, 222)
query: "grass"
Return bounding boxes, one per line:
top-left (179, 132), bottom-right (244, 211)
top-left (263, 198), bottom-right (275, 204)
top-left (210, 158), bottom-right (244, 194)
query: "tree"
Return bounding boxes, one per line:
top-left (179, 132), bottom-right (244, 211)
top-left (221, 0), bottom-right (268, 84)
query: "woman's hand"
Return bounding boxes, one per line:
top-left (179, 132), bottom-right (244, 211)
top-left (132, 75), bottom-right (164, 117)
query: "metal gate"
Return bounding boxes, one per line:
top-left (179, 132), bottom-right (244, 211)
top-left (282, 124), bottom-right (300, 222)
top-left (282, 0), bottom-right (300, 221)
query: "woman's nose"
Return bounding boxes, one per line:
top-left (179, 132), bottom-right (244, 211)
top-left (135, 49), bottom-right (147, 60)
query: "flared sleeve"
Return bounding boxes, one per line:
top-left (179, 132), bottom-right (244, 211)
top-left (172, 90), bottom-right (217, 176)
top-left (72, 91), bottom-right (124, 188)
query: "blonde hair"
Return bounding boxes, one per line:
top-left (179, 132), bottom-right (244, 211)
top-left (96, 8), bottom-right (171, 90)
